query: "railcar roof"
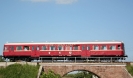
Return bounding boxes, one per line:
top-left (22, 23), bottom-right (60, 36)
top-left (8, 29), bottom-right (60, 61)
top-left (4, 41), bottom-right (123, 45)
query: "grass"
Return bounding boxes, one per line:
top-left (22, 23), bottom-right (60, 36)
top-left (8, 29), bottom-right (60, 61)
top-left (0, 63), bottom-right (39, 78)
top-left (126, 65), bottom-right (133, 76)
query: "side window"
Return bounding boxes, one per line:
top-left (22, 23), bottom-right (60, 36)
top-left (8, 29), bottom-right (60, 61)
top-left (110, 45), bottom-right (116, 50)
top-left (94, 45), bottom-right (99, 50)
top-left (16, 46), bottom-right (22, 50)
top-left (65, 45), bottom-right (70, 50)
top-left (42, 46), bottom-right (47, 50)
top-left (101, 45), bottom-right (107, 50)
top-left (50, 46), bottom-right (55, 50)
top-left (87, 46), bottom-right (90, 50)
top-left (65, 45), bottom-right (73, 50)
top-left (65, 46), bottom-right (68, 50)
top-left (24, 46), bottom-right (29, 50)
top-left (82, 46), bottom-right (85, 50)
top-left (58, 46), bottom-right (63, 50)
top-left (70, 46), bottom-right (72, 50)
top-left (118, 45), bottom-right (121, 50)
top-left (74, 45), bottom-right (78, 50)
top-left (37, 46), bottom-right (39, 50)
top-left (32, 46), bottom-right (34, 50)
top-left (11, 46), bottom-right (14, 50)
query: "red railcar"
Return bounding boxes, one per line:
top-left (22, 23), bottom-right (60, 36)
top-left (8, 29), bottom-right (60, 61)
top-left (3, 41), bottom-right (127, 61)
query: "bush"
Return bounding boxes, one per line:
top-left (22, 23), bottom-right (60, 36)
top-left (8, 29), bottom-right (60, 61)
top-left (40, 70), bottom-right (61, 78)
top-left (0, 56), bottom-right (5, 62)
top-left (0, 63), bottom-right (39, 78)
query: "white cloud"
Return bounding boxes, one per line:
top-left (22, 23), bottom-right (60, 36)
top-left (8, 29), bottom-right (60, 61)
top-left (55, 0), bottom-right (78, 4)
top-left (21, 0), bottom-right (78, 4)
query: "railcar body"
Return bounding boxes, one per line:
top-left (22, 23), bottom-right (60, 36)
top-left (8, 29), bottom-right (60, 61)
top-left (3, 41), bottom-right (127, 61)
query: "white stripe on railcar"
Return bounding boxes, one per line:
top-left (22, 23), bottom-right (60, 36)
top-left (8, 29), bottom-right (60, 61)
top-left (4, 41), bottom-right (123, 45)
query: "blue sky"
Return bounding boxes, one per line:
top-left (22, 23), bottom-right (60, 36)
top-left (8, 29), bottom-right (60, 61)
top-left (0, 0), bottom-right (133, 61)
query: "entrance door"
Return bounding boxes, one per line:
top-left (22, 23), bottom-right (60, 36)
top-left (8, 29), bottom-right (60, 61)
top-left (9, 46), bottom-right (14, 56)
top-left (86, 45), bottom-right (90, 57)
top-left (81, 45), bottom-right (87, 57)
top-left (32, 46), bottom-right (39, 57)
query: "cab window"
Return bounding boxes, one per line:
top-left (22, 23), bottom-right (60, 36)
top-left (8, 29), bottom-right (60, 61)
top-left (4, 46), bottom-right (8, 51)
top-left (118, 45), bottom-right (121, 50)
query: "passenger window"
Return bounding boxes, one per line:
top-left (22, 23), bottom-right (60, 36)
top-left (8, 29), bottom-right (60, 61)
top-left (42, 46), bottom-right (47, 50)
top-left (16, 46), bottom-right (22, 50)
top-left (50, 46), bottom-right (55, 50)
top-left (65, 46), bottom-right (70, 50)
top-left (37, 46), bottom-right (39, 50)
top-left (101, 45), bottom-right (107, 50)
top-left (58, 46), bottom-right (63, 50)
top-left (65, 46), bottom-right (68, 50)
top-left (24, 46), bottom-right (29, 50)
top-left (32, 46), bottom-right (34, 50)
top-left (118, 45), bottom-right (121, 50)
top-left (82, 46), bottom-right (85, 50)
top-left (94, 45), bottom-right (99, 50)
top-left (70, 46), bottom-right (72, 50)
top-left (74, 45), bottom-right (79, 50)
top-left (11, 46), bottom-right (14, 50)
top-left (110, 45), bottom-right (116, 50)
top-left (87, 46), bottom-right (90, 50)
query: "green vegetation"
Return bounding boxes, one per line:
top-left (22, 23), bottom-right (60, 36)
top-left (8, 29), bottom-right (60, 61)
top-left (0, 63), bottom-right (39, 78)
top-left (40, 70), bottom-right (61, 78)
top-left (63, 71), bottom-right (94, 78)
top-left (0, 63), bottom-right (97, 78)
top-left (126, 65), bottom-right (133, 76)
top-left (0, 56), bottom-right (5, 62)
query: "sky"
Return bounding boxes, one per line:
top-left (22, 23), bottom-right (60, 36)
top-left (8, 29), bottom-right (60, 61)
top-left (0, 0), bottom-right (133, 61)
